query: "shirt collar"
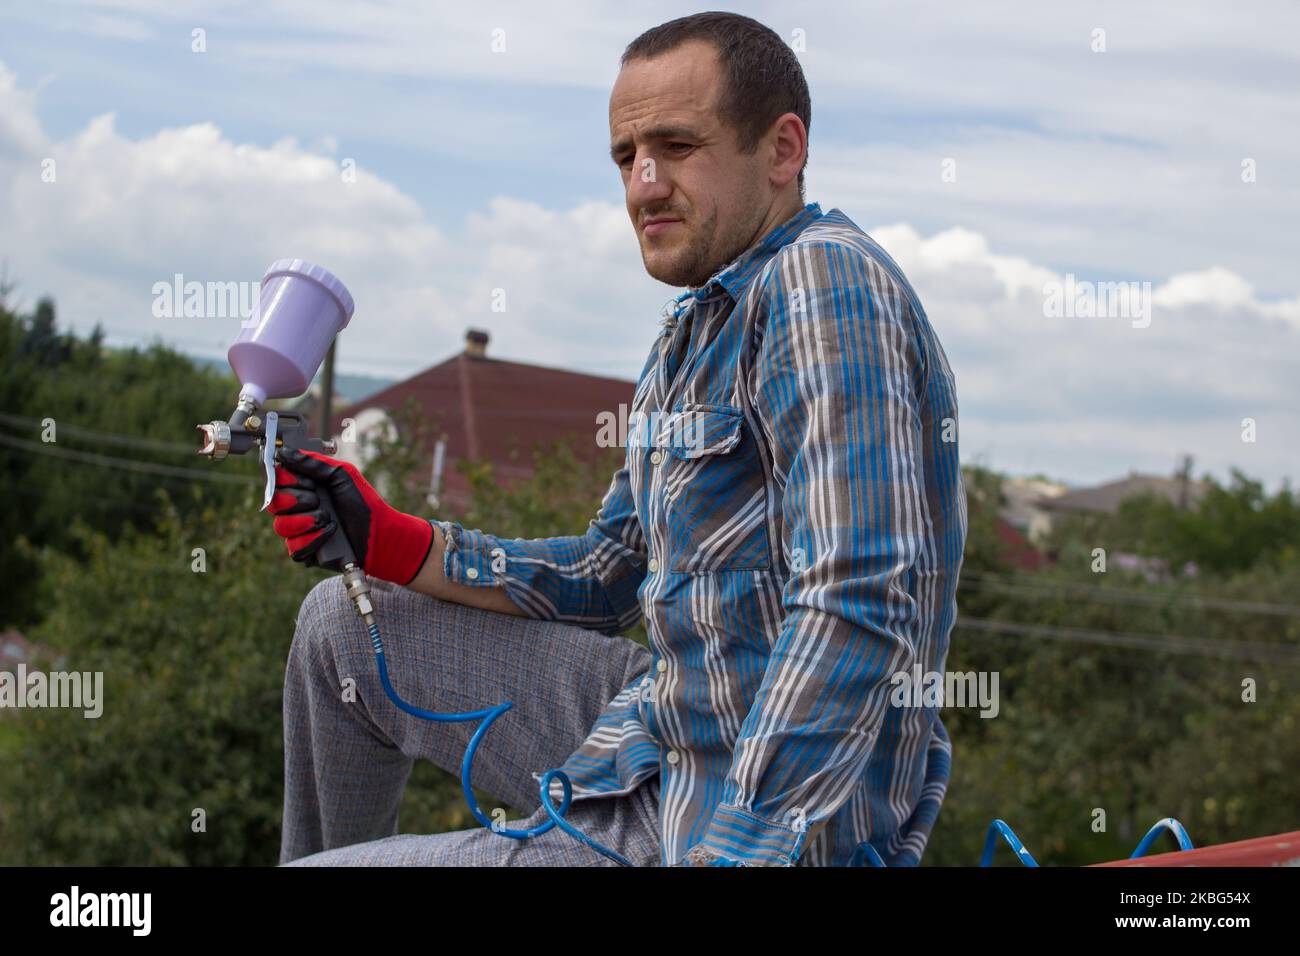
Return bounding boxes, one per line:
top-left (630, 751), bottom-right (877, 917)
top-left (692, 201), bottom-right (824, 305)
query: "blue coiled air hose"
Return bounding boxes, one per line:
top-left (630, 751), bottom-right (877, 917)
top-left (366, 620), bottom-right (633, 866)
top-left (368, 613), bottom-right (1198, 870)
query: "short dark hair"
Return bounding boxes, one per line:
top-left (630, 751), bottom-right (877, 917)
top-left (621, 12), bottom-right (811, 198)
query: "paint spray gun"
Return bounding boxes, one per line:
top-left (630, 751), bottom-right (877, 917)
top-left (194, 260), bottom-right (632, 864)
top-left (195, 259), bottom-right (377, 627)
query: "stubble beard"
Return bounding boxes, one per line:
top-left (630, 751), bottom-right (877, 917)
top-left (641, 204), bottom-right (715, 289)
top-left (642, 186), bottom-right (766, 289)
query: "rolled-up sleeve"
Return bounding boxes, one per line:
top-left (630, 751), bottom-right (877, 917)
top-left (438, 463), bottom-right (647, 635)
top-left (694, 239), bottom-right (929, 865)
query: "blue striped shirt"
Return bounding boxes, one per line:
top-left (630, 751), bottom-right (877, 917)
top-left (438, 201), bottom-right (967, 866)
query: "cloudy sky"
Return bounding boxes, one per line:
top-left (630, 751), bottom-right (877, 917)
top-left (1, 0), bottom-right (1297, 489)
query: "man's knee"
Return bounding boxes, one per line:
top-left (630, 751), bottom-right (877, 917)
top-left (291, 576), bottom-right (459, 668)
top-left (297, 574), bottom-right (352, 631)
top-left (291, 576), bottom-right (368, 672)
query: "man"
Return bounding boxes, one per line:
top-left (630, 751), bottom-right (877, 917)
top-left (273, 11), bottom-right (966, 867)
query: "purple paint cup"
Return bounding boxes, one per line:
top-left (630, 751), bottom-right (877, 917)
top-left (228, 259), bottom-right (355, 405)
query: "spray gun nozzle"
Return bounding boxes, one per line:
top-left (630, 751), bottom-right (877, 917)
top-left (196, 421), bottom-right (232, 459)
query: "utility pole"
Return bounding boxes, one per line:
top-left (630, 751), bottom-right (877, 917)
top-left (1176, 453), bottom-right (1193, 508)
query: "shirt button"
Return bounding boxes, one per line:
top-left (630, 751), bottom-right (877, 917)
top-left (466, 567), bottom-right (479, 580)
top-left (649, 450), bottom-right (663, 465)
top-left (665, 750), bottom-right (680, 765)
top-left (656, 659), bottom-right (667, 673)
top-left (648, 558), bottom-right (659, 573)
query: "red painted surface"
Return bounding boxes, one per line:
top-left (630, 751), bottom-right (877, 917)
top-left (1093, 830), bottom-right (1300, 867)
top-left (330, 352), bottom-right (635, 511)
top-left (994, 517), bottom-right (1050, 570)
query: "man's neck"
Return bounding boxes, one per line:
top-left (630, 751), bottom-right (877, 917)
top-left (750, 193), bottom-right (807, 249)
top-left (686, 193), bottom-right (809, 293)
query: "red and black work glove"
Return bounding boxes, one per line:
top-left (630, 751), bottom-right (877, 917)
top-left (268, 448), bottom-right (435, 586)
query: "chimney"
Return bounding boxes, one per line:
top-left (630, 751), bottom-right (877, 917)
top-left (464, 327), bottom-right (490, 359)
top-left (1175, 453), bottom-right (1193, 509)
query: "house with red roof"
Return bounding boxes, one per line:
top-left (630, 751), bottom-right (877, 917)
top-left (325, 329), bottom-right (635, 511)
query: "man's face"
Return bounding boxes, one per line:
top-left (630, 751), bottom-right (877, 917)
top-left (609, 41), bottom-right (770, 288)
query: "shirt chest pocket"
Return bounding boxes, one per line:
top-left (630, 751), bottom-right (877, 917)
top-left (658, 404), bottom-right (771, 574)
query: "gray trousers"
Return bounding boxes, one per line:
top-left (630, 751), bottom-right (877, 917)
top-left (280, 575), bottom-right (660, 866)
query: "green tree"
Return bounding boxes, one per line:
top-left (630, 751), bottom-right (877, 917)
top-left (0, 296), bottom-right (251, 628)
top-left (932, 484), bottom-right (1300, 866)
top-left (5, 303), bottom-right (1297, 867)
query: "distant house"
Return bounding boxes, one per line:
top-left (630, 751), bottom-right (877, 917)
top-left (325, 329), bottom-right (635, 512)
top-left (965, 482), bottom-right (1054, 570)
top-left (993, 516), bottom-right (1053, 571)
top-left (992, 467), bottom-right (1207, 570)
top-left (1039, 469), bottom-right (1210, 520)
top-left (1034, 466), bottom-right (1209, 580)
top-left (1000, 476), bottom-right (1069, 545)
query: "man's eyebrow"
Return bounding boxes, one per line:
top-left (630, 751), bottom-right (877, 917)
top-left (609, 125), bottom-right (703, 161)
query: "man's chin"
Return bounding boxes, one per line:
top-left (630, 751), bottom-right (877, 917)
top-left (642, 252), bottom-right (708, 289)
top-left (643, 259), bottom-right (688, 288)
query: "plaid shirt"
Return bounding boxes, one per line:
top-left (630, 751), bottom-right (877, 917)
top-left (438, 201), bottom-right (966, 866)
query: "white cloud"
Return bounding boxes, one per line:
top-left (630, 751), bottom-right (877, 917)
top-left (11, 1), bottom-right (1300, 293)
top-left (0, 62), bottom-right (47, 157)
top-left (0, 60), bottom-right (667, 376)
top-left (1155, 267), bottom-right (1255, 311)
top-left (1, 58), bottom-right (1295, 490)
top-left (872, 219), bottom-right (1300, 487)
top-left (1, 61), bottom-right (455, 367)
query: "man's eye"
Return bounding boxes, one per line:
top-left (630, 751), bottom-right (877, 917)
top-left (668, 143), bottom-right (694, 153)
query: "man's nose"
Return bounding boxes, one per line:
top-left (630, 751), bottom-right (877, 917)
top-left (626, 153), bottom-right (672, 209)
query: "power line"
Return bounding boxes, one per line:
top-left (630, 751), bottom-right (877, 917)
top-left (956, 616), bottom-right (1300, 664)
top-left (0, 417), bottom-right (1295, 655)
top-left (960, 571), bottom-right (1300, 618)
top-left (0, 433), bottom-right (258, 485)
top-left (1, 480), bottom-right (173, 518)
top-left (0, 477), bottom-right (236, 520)
top-left (0, 411), bottom-right (197, 455)
top-left (0, 462), bottom-right (1294, 657)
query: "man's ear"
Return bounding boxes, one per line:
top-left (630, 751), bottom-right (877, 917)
top-left (767, 112), bottom-right (807, 190)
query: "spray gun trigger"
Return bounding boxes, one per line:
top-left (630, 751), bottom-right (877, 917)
top-left (260, 411), bottom-right (279, 512)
